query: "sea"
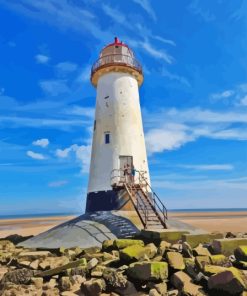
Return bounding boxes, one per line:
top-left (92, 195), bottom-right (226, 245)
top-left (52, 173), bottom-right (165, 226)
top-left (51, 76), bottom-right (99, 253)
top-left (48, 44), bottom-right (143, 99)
top-left (0, 208), bottom-right (247, 220)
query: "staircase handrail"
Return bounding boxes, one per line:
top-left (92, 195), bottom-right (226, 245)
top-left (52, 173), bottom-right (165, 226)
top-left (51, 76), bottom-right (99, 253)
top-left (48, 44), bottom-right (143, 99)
top-left (138, 171), bottom-right (168, 221)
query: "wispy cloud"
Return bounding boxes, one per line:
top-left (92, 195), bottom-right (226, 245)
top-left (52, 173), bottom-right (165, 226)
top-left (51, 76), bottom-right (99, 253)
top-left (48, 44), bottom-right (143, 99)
top-left (177, 164), bottom-right (234, 171)
top-left (55, 62), bottom-right (78, 76)
top-left (132, 0), bottom-right (156, 21)
top-left (32, 138), bottom-right (49, 148)
top-left (210, 90), bottom-right (235, 101)
top-left (26, 150), bottom-right (46, 160)
top-left (35, 54), bottom-right (50, 64)
top-left (39, 79), bottom-right (69, 96)
top-left (48, 180), bottom-right (68, 187)
top-left (162, 69), bottom-right (190, 87)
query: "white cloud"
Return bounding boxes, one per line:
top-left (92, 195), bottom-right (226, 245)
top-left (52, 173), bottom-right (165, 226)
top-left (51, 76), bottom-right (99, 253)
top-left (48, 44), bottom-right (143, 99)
top-left (240, 95), bottom-right (247, 106)
top-left (77, 65), bottom-right (91, 82)
top-left (178, 164), bottom-right (234, 171)
top-left (56, 144), bottom-right (91, 173)
top-left (35, 54), bottom-right (50, 64)
top-left (162, 69), bottom-right (190, 87)
top-left (32, 138), bottom-right (49, 148)
top-left (39, 79), bottom-right (69, 96)
top-left (48, 180), bottom-right (68, 187)
top-left (55, 62), bottom-right (78, 75)
top-left (129, 39), bottom-right (174, 64)
top-left (133, 0), bottom-right (156, 21)
top-left (26, 150), bottom-right (46, 160)
top-left (152, 35), bottom-right (176, 46)
top-left (210, 90), bottom-right (235, 100)
top-left (145, 124), bottom-right (194, 153)
top-left (65, 106), bottom-right (94, 117)
top-left (102, 4), bottom-right (127, 26)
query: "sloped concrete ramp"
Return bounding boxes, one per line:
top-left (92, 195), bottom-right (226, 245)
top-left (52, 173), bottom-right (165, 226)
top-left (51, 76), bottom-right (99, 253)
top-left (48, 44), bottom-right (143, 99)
top-left (19, 211), bottom-right (207, 249)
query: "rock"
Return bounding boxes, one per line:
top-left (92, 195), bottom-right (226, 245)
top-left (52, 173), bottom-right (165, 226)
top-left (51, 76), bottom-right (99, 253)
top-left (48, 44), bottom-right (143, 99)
top-left (120, 243), bottom-right (157, 262)
top-left (127, 261), bottom-right (168, 281)
top-left (66, 266), bottom-right (87, 277)
top-left (1, 234), bottom-right (33, 245)
top-left (60, 276), bottom-right (73, 291)
top-left (0, 268), bottom-right (35, 286)
top-left (113, 239), bottom-right (144, 249)
top-left (225, 232), bottom-right (237, 238)
top-left (158, 241), bottom-right (171, 256)
top-left (0, 240), bottom-right (15, 251)
top-left (171, 271), bottom-right (205, 296)
top-left (0, 267), bottom-right (9, 281)
top-left (203, 264), bottom-right (228, 276)
top-left (193, 244), bottom-right (211, 257)
top-left (113, 280), bottom-right (138, 296)
top-left (41, 286), bottom-right (60, 296)
top-left (102, 239), bottom-right (114, 251)
top-left (182, 233), bottom-right (223, 248)
top-left (87, 258), bottom-right (99, 270)
top-left (235, 246), bottom-right (247, 261)
top-left (47, 278), bottom-right (57, 288)
top-left (1, 283), bottom-right (39, 296)
top-left (184, 258), bottom-right (198, 280)
top-left (212, 238), bottom-right (247, 255)
top-left (166, 252), bottom-right (185, 270)
top-left (18, 260), bottom-right (31, 268)
top-left (182, 242), bottom-right (193, 258)
top-left (167, 290), bottom-right (179, 296)
top-left (195, 256), bottom-right (210, 271)
top-left (30, 259), bottom-right (39, 269)
top-left (103, 267), bottom-right (127, 288)
top-left (141, 229), bottom-right (189, 243)
top-left (30, 276), bottom-right (43, 289)
top-left (208, 267), bottom-right (247, 294)
top-left (0, 252), bottom-right (12, 264)
top-left (18, 250), bottom-right (51, 260)
top-left (153, 282), bottom-right (167, 296)
top-left (39, 256), bottom-right (70, 270)
top-left (81, 278), bottom-right (106, 296)
top-left (149, 288), bottom-right (160, 296)
top-left (209, 254), bottom-right (227, 266)
top-left (38, 258), bottom-right (87, 277)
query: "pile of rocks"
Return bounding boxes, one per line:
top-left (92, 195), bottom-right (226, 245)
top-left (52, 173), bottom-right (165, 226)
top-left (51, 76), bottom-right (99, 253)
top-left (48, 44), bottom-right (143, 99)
top-left (0, 231), bottom-right (247, 295)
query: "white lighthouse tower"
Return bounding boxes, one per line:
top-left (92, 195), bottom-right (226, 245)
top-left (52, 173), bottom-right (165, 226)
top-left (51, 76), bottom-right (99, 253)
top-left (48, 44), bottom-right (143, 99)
top-left (86, 37), bottom-right (149, 211)
top-left (86, 38), bottom-right (167, 229)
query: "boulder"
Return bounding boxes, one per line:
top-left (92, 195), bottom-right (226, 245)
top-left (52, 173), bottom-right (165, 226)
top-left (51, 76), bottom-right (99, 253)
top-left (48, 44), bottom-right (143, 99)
top-left (18, 251), bottom-right (51, 261)
top-left (235, 246), bottom-right (247, 261)
top-left (149, 289), bottom-right (160, 296)
top-left (193, 244), bottom-right (211, 257)
top-left (195, 256), bottom-right (210, 271)
top-left (102, 267), bottom-right (127, 288)
top-left (1, 234), bottom-right (33, 245)
top-left (113, 239), bottom-right (144, 249)
top-left (203, 264), bottom-right (228, 276)
top-left (60, 276), bottom-right (73, 291)
top-left (120, 244), bottom-right (152, 262)
top-left (1, 283), bottom-right (40, 296)
top-left (87, 258), bottom-right (99, 270)
top-left (38, 258), bottom-right (87, 277)
top-left (182, 233), bottom-right (223, 248)
top-left (0, 268), bottom-right (35, 285)
top-left (212, 238), bottom-right (247, 255)
top-left (81, 278), bottom-right (106, 296)
top-left (166, 252), bottom-right (185, 270)
top-left (171, 271), bottom-right (205, 296)
top-left (127, 261), bottom-right (168, 281)
top-left (39, 256), bottom-right (69, 270)
top-left (158, 241), bottom-right (171, 256)
top-left (102, 239), bottom-right (114, 251)
top-left (113, 280), bottom-right (138, 296)
top-left (0, 240), bottom-right (15, 251)
top-left (182, 242), bottom-right (193, 258)
top-left (30, 276), bottom-right (43, 289)
top-left (209, 254), bottom-right (228, 266)
top-left (208, 267), bottom-right (247, 294)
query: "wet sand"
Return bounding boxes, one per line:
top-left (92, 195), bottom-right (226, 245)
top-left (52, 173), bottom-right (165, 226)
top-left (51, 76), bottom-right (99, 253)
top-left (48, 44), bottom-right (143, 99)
top-left (0, 212), bottom-right (246, 238)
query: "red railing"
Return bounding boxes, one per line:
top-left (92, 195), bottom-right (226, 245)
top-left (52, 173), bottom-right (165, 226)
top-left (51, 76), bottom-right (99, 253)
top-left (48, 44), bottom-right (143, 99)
top-left (91, 54), bottom-right (143, 77)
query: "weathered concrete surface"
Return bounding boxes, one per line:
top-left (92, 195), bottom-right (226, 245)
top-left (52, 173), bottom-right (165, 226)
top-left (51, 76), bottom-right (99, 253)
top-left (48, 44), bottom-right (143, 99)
top-left (212, 238), bottom-right (247, 255)
top-left (19, 211), bottom-right (207, 249)
top-left (182, 233), bottom-right (224, 248)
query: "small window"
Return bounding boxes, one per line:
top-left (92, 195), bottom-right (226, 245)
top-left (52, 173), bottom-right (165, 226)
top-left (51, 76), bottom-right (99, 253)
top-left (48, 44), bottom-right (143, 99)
top-left (94, 120), bottom-right (96, 131)
top-left (105, 132), bottom-right (110, 144)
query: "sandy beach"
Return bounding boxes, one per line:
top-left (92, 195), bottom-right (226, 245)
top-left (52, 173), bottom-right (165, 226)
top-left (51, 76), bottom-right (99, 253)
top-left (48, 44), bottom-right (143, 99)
top-left (0, 211), bottom-right (246, 238)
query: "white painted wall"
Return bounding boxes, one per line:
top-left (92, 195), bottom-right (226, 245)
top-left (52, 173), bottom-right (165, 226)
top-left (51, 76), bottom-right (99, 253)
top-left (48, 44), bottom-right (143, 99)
top-left (87, 72), bottom-right (150, 193)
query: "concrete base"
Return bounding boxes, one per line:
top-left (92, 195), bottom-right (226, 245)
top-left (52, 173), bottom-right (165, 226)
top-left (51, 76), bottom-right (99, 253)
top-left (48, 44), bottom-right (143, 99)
top-left (19, 211), bottom-right (207, 249)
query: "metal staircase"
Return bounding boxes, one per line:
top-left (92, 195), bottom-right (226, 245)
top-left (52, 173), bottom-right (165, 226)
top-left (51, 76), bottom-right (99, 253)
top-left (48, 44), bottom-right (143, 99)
top-left (111, 170), bottom-right (168, 229)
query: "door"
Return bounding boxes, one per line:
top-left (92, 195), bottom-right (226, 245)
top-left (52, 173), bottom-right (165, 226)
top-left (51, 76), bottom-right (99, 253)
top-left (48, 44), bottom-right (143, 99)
top-left (119, 156), bottom-right (133, 183)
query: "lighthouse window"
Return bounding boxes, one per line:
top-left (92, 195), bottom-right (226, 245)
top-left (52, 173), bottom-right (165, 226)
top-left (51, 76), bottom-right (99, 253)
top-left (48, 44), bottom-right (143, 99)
top-left (105, 132), bottom-right (110, 144)
top-left (94, 120), bottom-right (96, 131)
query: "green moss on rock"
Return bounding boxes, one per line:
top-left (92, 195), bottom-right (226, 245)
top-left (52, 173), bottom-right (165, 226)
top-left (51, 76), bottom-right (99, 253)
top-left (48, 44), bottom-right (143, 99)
top-left (182, 233), bottom-right (223, 249)
top-left (113, 239), bottom-right (144, 250)
top-left (127, 261), bottom-right (168, 281)
top-left (212, 239), bottom-right (247, 255)
top-left (234, 245), bottom-right (247, 262)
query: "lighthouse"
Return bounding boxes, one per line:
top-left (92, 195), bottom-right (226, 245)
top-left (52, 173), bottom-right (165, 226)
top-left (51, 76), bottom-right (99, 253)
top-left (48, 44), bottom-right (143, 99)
top-left (86, 37), bottom-right (149, 210)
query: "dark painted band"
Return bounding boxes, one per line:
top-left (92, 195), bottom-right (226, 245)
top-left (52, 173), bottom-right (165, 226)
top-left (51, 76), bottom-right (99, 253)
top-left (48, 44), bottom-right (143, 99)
top-left (86, 190), bottom-right (120, 212)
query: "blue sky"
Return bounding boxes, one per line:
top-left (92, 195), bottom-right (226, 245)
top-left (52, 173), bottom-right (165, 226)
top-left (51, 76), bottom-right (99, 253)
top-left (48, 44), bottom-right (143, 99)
top-left (0, 0), bottom-right (247, 215)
